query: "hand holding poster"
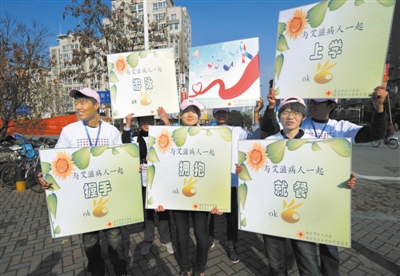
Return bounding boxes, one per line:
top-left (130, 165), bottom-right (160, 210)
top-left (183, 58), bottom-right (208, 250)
top-left (274, 0), bottom-right (395, 99)
top-left (107, 49), bottom-right (180, 118)
top-left (146, 126), bottom-right (232, 212)
top-left (40, 145), bottom-right (143, 238)
top-left (189, 38), bottom-right (260, 108)
top-left (238, 138), bottom-right (352, 247)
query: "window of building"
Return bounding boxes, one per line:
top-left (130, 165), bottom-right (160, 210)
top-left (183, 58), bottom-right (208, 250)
top-left (153, 2), bottom-right (166, 11)
top-left (153, 13), bottom-right (166, 21)
top-left (62, 45), bottom-right (70, 52)
top-left (175, 23), bottom-right (178, 30)
top-left (171, 14), bottom-right (177, 20)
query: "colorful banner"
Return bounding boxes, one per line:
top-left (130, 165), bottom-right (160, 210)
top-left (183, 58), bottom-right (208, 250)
top-left (237, 138), bottom-right (352, 248)
top-left (39, 145), bottom-right (143, 238)
top-left (146, 126), bottom-right (232, 212)
top-left (107, 49), bottom-right (180, 119)
top-left (274, 0), bottom-right (395, 99)
top-left (188, 38), bottom-right (260, 108)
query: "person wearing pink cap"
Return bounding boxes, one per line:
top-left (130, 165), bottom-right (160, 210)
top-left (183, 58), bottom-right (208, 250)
top-left (263, 86), bottom-right (387, 276)
top-left (156, 98), bottom-right (222, 276)
top-left (38, 88), bottom-right (130, 276)
top-left (238, 96), bottom-right (321, 276)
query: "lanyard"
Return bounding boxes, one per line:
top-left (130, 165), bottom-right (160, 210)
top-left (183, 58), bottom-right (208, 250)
top-left (311, 120), bottom-right (328, 139)
top-left (83, 121), bottom-right (102, 146)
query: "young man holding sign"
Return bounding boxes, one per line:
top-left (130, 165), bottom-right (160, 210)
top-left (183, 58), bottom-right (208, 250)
top-left (38, 88), bottom-right (129, 276)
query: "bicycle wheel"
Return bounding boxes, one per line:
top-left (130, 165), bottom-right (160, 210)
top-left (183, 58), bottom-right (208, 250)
top-left (371, 140), bottom-right (381, 147)
top-left (0, 163), bottom-right (19, 189)
top-left (26, 162), bottom-right (44, 193)
top-left (0, 164), bottom-right (8, 187)
top-left (388, 139), bottom-right (399, 149)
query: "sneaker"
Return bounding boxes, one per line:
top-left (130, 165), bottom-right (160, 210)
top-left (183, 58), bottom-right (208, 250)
top-left (162, 242), bottom-right (175, 254)
top-left (227, 241), bottom-right (239, 263)
top-left (209, 236), bottom-right (215, 249)
top-left (140, 242), bottom-right (153, 255)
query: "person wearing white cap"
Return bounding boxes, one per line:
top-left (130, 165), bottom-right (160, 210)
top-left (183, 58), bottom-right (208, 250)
top-left (263, 86), bottom-right (387, 276)
top-left (38, 88), bottom-right (130, 276)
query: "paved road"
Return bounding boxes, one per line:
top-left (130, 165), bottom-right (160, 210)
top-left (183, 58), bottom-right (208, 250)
top-left (0, 143), bottom-right (399, 275)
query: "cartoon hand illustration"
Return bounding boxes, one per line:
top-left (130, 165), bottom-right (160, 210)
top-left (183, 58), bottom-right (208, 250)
top-left (182, 177), bottom-right (198, 197)
top-left (281, 199), bottom-right (302, 223)
top-left (93, 197), bottom-right (110, 217)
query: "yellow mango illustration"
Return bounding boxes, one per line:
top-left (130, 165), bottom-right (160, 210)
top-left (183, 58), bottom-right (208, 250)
top-left (93, 197), bottom-right (110, 218)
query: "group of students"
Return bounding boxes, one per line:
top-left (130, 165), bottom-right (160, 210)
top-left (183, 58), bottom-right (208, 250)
top-left (38, 85), bottom-right (388, 276)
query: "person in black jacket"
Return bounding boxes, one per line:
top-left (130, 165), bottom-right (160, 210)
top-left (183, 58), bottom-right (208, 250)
top-left (121, 107), bottom-right (176, 255)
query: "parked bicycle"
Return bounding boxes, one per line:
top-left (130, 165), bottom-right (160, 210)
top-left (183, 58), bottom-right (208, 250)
top-left (0, 143), bottom-right (43, 193)
top-left (371, 137), bottom-right (399, 149)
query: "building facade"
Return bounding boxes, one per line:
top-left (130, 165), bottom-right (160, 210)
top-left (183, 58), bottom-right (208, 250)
top-left (49, 0), bottom-right (191, 113)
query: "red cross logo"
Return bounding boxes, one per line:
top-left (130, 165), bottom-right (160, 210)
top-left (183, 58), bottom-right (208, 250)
top-left (325, 90), bottom-right (333, 97)
top-left (296, 230), bottom-right (306, 239)
top-left (107, 221), bottom-right (113, 227)
top-left (192, 203), bottom-right (199, 210)
top-left (228, 102), bottom-right (232, 106)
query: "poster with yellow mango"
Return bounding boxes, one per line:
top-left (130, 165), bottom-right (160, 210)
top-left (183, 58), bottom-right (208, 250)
top-left (274, 0), bottom-right (395, 99)
top-left (146, 126), bottom-right (232, 212)
top-left (39, 144), bottom-right (143, 238)
top-left (107, 48), bottom-right (180, 119)
top-left (238, 138), bottom-right (352, 247)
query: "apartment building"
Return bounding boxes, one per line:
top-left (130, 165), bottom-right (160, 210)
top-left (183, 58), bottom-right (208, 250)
top-left (112, 0), bottom-right (192, 87)
top-left (49, 0), bottom-right (191, 113)
top-left (49, 33), bottom-right (106, 112)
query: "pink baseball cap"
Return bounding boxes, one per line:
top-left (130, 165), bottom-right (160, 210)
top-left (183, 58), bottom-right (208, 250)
top-left (312, 98), bottom-right (338, 103)
top-left (180, 99), bottom-right (203, 112)
top-left (213, 108), bottom-right (229, 114)
top-left (278, 96), bottom-right (306, 110)
top-left (69, 88), bottom-right (100, 104)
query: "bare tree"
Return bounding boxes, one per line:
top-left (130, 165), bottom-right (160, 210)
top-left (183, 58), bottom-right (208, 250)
top-left (61, 0), bottom-right (169, 88)
top-left (0, 13), bottom-right (55, 137)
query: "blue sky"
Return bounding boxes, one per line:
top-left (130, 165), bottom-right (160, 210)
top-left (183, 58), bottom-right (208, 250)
top-left (1, 0), bottom-right (317, 99)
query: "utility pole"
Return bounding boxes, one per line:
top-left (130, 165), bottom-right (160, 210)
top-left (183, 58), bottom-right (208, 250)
top-left (143, 0), bottom-right (149, 50)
